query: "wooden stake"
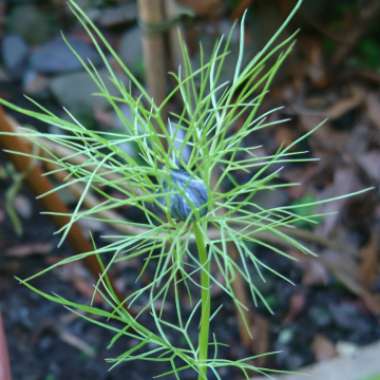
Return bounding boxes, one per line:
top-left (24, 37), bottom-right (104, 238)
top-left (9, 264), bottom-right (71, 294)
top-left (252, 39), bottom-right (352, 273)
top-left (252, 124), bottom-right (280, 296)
top-left (0, 107), bottom-right (127, 307)
top-left (137, 0), bottom-right (168, 107)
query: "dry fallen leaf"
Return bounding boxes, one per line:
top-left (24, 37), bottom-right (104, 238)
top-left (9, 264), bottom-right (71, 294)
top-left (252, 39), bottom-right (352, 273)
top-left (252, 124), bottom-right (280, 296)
top-left (366, 92), bottom-right (380, 129)
top-left (275, 125), bottom-right (298, 147)
top-left (59, 329), bottom-right (96, 357)
top-left (316, 168), bottom-right (362, 236)
top-left (56, 263), bottom-right (103, 303)
top-left (284, 291), bottom-right (306, 323)
top-left (252, 340), bottom-right (380, 380)
top-left (325, 87), bottom-right (364, 120)
top-left (5, 242), bottom-right (52, 257)
top-left (312, 334), bottom-right (337, 362)
top-left (357, 151), bottom-right (380, 182)
top-left (321, 250), bottom-right (380, 316)
top-left (302, 258), bottom-right (330, 286)
top-left (305, 37), bottom-right (328, 88)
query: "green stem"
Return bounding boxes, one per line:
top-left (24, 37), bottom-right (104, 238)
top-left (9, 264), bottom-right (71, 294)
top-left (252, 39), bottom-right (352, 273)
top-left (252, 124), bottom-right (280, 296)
top-left (193, 221), bottom-right (210, 380)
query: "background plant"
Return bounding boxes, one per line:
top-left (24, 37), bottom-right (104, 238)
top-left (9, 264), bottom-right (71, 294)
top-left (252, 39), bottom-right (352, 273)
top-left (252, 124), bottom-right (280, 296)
top-left (0, 0), bottom-right (371, 379)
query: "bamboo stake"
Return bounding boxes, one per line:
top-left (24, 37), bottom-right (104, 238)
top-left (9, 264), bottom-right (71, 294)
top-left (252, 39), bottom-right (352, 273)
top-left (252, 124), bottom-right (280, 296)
top-left (137, 0), bottom-right (168, 107)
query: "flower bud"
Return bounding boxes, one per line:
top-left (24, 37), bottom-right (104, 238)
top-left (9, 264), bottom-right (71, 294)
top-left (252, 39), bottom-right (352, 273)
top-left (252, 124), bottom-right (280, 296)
top-left (163, 169), bottom-right (208, 221)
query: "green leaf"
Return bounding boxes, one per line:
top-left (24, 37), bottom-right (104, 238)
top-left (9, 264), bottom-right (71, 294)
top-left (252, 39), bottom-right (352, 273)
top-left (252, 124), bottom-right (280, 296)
top-left (361, 375), bottom-right (380, 380)
top-left (290, 194), bottom-right (323, 228)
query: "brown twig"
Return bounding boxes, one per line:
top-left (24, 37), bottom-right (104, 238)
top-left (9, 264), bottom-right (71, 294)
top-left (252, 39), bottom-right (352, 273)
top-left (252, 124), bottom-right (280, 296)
top-left (44, 160), bottom-right (145, 236)
top-left (0, 107), bottom-right (127, 307)
top-left (137, 0), bottom-right (168, 107)
top-left (0, 313), bottom-right (12, 380)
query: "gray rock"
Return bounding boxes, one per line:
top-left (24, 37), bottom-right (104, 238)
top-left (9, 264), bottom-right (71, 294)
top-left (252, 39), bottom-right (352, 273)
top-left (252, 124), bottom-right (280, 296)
top-left (6, 5), bottom-right (58, 45)
top-left (253, 341), bottom-right (380, 380)
top-left (92, 3), bottom-right (138, 28)
top-left (119, 27), bottom-right (144, 77)
top-left (1, 34), bottom-right (29, 78)
top-left (50, 69), bottom-right (120, 117)
top-left (30, 36), bottom-right (102, 74)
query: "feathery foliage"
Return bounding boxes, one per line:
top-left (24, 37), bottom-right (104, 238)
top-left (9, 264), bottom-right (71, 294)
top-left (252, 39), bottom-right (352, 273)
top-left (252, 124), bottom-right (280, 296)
top-left (0, 0), bottom-right (370, 378)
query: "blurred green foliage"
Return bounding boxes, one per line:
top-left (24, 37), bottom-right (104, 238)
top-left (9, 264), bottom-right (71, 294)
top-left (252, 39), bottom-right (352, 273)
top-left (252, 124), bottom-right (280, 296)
top-left (361, 375), bottom-right (380, 380)
top-left (356, 38), bottom-right (380, 69)
top-left (291, 194), bottom-right (322, 228)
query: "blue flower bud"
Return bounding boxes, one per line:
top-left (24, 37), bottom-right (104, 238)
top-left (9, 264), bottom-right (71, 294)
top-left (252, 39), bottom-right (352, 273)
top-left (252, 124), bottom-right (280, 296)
top-left (163, 169), bottom-right (208, 221)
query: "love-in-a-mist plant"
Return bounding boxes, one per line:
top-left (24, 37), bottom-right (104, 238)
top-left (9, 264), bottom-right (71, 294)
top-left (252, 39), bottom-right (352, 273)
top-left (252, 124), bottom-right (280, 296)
top-left (0, 0), bottom-right (370, 379)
